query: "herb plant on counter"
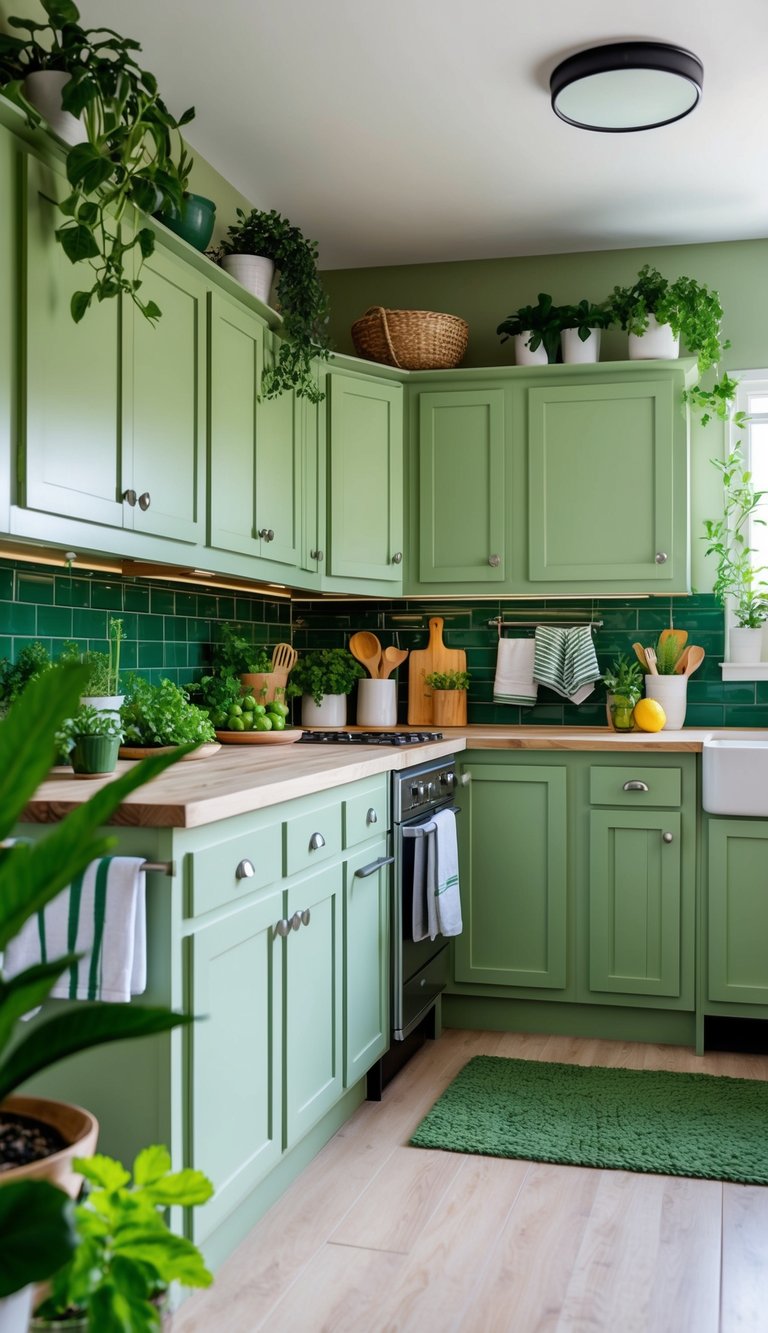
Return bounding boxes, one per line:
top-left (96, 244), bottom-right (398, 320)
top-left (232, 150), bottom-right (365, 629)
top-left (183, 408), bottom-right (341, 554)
top-left (601, 655), bottom-right (643, 732)
top-left (211, 624), bottom-right (272, 678)
top-left (424, 669), bottom-right (471, 691)
top-left (121, 677), bottom-right (215, 747)
top-left (288, 649), bottom-right (364, 707)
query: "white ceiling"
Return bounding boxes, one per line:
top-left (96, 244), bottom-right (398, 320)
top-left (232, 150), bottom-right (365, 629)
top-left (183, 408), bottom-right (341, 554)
top-left (80, 0), bottom-right (768, 269)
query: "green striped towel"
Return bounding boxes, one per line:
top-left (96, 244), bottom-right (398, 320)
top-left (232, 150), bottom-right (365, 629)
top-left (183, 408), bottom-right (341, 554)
top-left (3, 856), bottom-right (147, 1003)
top-left (533, 626), bottom-right (600, 704)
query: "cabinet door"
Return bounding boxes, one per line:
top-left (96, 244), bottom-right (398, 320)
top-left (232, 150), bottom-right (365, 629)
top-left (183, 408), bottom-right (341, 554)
top-left (344, 839), bottom-right (390, 1086)
top-left (528, 380), bottom-right (680, 586)
top-left (22, 153), bottom-right (126, 528)
top-left (588, 809), bottom-right (682, 999)
top-left (300, 377), bottom-right (325, 576)
top-left (418, 389), bottom-right (505, 582)
top-left (186, 887), bottom-right (283, 1243)
top-left (284, 864), bottom-right (343, 1147)
top-left (208, 292), bottom-right (263, 558)
top-left (708, 819), bottom-right (768, 1005)
top-left (454, 763), bottom-right (567, 989)
top-left (327, 372), bottom-right (403, 581)
top-left (256, 332), bottom-right (302, 567)
top-left (129, 244), bottom-right (205, 544)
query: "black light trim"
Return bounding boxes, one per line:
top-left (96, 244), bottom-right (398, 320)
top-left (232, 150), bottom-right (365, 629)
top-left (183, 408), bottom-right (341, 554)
top-left (550, 41), bottom-right (703, 133)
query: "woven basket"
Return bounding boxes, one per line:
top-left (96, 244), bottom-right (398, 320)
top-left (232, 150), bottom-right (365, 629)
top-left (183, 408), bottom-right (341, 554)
top-left (351, 306), bottom-right (468, 370)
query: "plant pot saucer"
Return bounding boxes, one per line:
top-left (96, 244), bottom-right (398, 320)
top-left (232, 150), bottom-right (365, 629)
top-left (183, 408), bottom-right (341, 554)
top-left (215, 729), bottom-right (301, 745)
top-left (118, 742), bottom-right (221, 760)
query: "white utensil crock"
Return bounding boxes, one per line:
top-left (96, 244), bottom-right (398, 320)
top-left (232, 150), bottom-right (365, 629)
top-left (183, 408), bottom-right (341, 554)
top-left (301, 693), bottom-right (346, 728)
top-left (357, 679), bottom-right (397, 727)
top-left (645, 675), bottom-right (688, 730)
top-left (220, 254), bottom-right (275, 304)
top-left (628, 314), bottom-right (679, 361)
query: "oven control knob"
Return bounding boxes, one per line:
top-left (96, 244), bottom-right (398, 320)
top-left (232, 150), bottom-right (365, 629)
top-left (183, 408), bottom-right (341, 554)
top-left (411, 782), bottom-right (426, 800)
top-left (442, 770), bottom-right (456, 789)
top-left (426, 781), bottom-right (437, 798)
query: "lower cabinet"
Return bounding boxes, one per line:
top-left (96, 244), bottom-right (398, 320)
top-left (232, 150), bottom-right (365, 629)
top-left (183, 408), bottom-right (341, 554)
top-left (706, 817), bottom-right (768, 1007)
top-left (344, 839), bottom-right (390, 1085)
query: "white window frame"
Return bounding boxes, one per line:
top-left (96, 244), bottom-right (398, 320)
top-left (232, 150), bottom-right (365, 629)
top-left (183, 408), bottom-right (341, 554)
top-left (721, 369), bottom-right (768, 680)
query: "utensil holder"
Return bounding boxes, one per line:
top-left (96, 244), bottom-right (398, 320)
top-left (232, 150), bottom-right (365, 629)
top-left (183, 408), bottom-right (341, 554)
top-left (431, 689), bottom-right (467, 727)
top-left (645, 675), bottom-right (688, 730)
top-left (357, 679), bottom-right (397, 727)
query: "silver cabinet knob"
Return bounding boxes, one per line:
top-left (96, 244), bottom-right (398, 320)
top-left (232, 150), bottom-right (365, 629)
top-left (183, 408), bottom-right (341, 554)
top-left (274, 919), bottom-right (290, 938)
top-left (623, 780), bottom-right (649, 792)
top-left (655, 551), bottom-right (668, 564)
top-left (662, 832), bottom-right (674, 844)
top-left (236, 858), bottom-right (255, 880)
top-left (301, 908), bottom-right (311, 926)
top-left (122, 488), bottom-right (137, 507)
top-left (488, 553), bottom-right (501, 567)
top-left (391, 551), bottom-right (403, 564)
top-left (308, 831), bottom-right (326, 851)
top-left (310, 549), bottom-right (324, 562)
top-left (366, 807), bottom-right (378, 825)
top-left (459, 772), bottom-right (471, 786)
top-left (290, 911), bottom-right (303, 931)
top-left (138, 491), bottom-right (151, 511)
top-left (259, 527), bottom-right (275, 542)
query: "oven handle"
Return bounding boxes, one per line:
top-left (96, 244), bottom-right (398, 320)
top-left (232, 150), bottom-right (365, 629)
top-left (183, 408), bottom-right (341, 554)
top-left (401, 805), bottom-right (461, 838)
top-left (355, 854), bottom-right (395, 879)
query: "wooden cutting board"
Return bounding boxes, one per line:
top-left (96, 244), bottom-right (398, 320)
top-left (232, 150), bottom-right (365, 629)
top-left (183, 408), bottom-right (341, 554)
top-left (408, 617), bottom-right (466, 725)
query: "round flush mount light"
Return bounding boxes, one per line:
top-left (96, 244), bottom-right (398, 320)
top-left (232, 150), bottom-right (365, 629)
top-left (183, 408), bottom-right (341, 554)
top-left (550, 41), bottom-right (703, 132)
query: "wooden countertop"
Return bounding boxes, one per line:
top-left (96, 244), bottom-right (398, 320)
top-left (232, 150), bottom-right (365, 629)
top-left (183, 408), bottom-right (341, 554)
top-left (21, 726), bottom-right (763, 828)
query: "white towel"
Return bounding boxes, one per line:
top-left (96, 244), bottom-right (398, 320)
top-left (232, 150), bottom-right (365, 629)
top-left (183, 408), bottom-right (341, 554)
top-left (533, 626), bottom-right (601, 704)
top-left (4, 856), bottom-right (147, 1004)
top-left (427, 808), bottom-right (463, 939)
top-left (493, 638), bottom-right (539, 706)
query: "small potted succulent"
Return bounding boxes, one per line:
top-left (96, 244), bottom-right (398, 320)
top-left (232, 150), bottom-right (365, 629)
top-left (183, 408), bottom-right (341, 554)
top-left (601, 655), bottom-right (644, 732)
top-left (65, 705), bottom-right (123, 778)
top-left (289, 649), bottom-right (364, 728)
top-left (558, 298), bottom-right (611, 364)
top-left (424, 669), bottom-right (471, 727)
top-left (496, 293), bottom-right (562, 366)
top-left (120, 677), bottom-right (216, 752)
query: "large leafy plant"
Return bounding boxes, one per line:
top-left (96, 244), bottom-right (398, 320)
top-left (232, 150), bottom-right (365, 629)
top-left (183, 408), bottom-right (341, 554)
top-left (214, 207), bottom-right (330, 402)
top-left (0, 662), bottom-right (196, 1300)
top-left (121, 676), bottom-right (216, 747)
top-left (0, 0), bottom-right (194, 324)
top-left (211, 623), bottom-right (272, 677)
top-left (703, 447), bottom-right (768, 627)
top-left (496, 293), bottom-right (563, 362)
top-left (288, 649), bottom-right (364, 706)
top-left (559, 298), bottom-right (611, 340)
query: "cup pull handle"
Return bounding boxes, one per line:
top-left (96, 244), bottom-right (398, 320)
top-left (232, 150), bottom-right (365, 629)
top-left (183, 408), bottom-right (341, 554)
top-left (623, 781), bottom-right (649, 792)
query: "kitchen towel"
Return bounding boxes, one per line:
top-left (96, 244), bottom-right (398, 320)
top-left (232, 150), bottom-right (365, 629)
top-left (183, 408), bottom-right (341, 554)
top-left (493, 637), bottom-right (539, 706)
top-left (3, 856), bottom-right (147, 1004)
top-left (411, 830), bottom-right (431, 943)
top-left (533, 626), bottom-right (601, 705)
top-left (427, 808), bottom-right (463, 939)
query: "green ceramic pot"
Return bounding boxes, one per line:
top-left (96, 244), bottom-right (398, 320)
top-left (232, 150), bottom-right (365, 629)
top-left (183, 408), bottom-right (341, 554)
top-left (156, 192), bottom-right (216, 251)
top-left (69, 734), bottom-right (120, 776)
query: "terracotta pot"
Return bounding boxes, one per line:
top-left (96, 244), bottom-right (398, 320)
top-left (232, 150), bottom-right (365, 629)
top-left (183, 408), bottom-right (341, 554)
top-left (0, 1097), bottom-right (98, 1199)
top-left (241, 671), bottom-right (281, 704)
top-left (431, 690), bottom-right (467, 726)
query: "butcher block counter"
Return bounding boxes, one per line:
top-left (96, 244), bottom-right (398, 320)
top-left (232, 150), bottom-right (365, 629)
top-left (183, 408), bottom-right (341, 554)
top-left (20, 725), bottom-right (748, 828)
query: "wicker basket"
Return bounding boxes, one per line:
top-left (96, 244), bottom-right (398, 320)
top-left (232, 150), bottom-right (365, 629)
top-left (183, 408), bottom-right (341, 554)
top-left (351, 306), bottom-right (468, 370)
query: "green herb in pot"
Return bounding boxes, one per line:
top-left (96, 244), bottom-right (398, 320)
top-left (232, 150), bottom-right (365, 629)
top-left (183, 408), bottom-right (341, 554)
top-left (121, 677), bottom-right (215, 747)
top-left (424, 669), bottom-right (471, 691)
top-left (288, 649), bottom-right (364, 707)
top-left (601, 655), bottom-right (644, 732)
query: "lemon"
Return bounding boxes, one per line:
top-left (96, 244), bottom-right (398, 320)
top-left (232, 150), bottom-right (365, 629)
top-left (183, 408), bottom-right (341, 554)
top-left (633, 698), bottom-right (666, 732)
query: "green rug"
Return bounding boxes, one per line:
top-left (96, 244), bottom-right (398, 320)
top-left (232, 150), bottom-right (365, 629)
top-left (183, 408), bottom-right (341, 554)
top-left (410, 1055), bottom-right (768, 1184)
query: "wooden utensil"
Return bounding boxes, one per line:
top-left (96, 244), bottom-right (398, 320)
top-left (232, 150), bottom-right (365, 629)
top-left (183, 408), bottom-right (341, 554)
top-left (270, 642), bottom-right (298, 692)
top-left (659, 628), bottom-right (688, 655)
top-left (379, 646), bottom-right (408, 679)
top-left (632, 642), bottom-right (648, 670)
top-left (674, 647), bottom-right (691, 674)
top-left (349, 631), bottom-right (382, 678)
top-left (644, 646), bottom-right (658, 675)
top-left (407, 617), bottom-right (466, 725)
top-left (683, 645), bottom-right (705, 677)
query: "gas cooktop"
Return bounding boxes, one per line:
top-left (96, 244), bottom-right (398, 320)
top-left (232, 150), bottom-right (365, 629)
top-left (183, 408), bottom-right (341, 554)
top-left (298, 730), bottom-right (443, 746)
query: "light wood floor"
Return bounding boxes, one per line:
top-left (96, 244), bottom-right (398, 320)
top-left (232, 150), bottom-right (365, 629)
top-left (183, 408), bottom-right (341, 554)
top-left (170, 1029), bottom-right (768, 1333)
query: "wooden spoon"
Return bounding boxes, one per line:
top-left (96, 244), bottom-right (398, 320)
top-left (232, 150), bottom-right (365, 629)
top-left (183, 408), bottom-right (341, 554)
top-left (379, 646), bottom-right (408, 679)
top-left (683, 645), bottom-right (705, 677)
top-left (674, 647), bottom-right (691, 674)
top-left (632, 642), bottom-right (648, 670)
top-left (270, 642), bottom-right (298, 691)
top-left (659, 628), bottom-right (688, 655)
top-left (349, 631), bottom-right (382, 678)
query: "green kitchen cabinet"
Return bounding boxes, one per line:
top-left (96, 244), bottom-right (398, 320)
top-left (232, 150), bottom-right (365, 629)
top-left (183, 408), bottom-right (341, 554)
top-left (299, 373), bottom-right (326, 578)
top-left (254, 331), bottom-right (302, 568)
top-left (326, 371), bottom-right (403, 583)
top-left (707, 818), bottom-right (768, 1006)
top-left (343, 839), bottom-right (390, 1085)
top-left (454, 760), bottom-right (568, 991)
top-left (417, 388), bottom-right (506, 583)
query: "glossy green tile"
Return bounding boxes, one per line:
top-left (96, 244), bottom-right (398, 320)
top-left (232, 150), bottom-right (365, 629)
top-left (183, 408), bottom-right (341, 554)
top-left (164, 641), bottom-right (188, 668)
top-left (721, 706), bottom-right (768, 728)
top-left (72, 608), bottom-right (108, 639)
top-left (0, 602), bottom-right (36, 635)
top-left (90, 581), bottom-right (124, 610)
top-left (37, 606), bottom-right (73, 638)
top-left (54, 577), bottom-right (91, 607)
top-left (685, 704), bottom-right (725, 727)
top-left (138, 642), bottom-right (165, 668)
top-left (174, 591), bottom-right (198, 616)
top-left (0, 568), bottom-right (13, 601)
top-left (137, 614), bottom-right (164, 642)
top-left (123, 585), bottom-right (150, 613)
top-left (150, 588), bottom-right (176, 615)
top-left (235, 597), bottom-right (256, 622)
top-left (121, 641), bottom-right (138, 669)
top-left (217, 596), bottom-right (235, 620)
top-left (196, 593), bottom-right (218, 618)
top-left (756, 683), bottom-right (768, 705)
top-left (17, 573), bottom-right (53, 604)
top-left (186, 618), bottom-right (210, 643)
top-left (688, 680), bottom-right (755, 704)
top-left (165, 616), bottom-right (189, 642)
top-left (0, 635), bottom-right (11, 660)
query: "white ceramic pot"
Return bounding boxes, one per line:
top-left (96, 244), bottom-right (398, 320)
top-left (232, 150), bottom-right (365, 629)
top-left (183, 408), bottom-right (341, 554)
top-left (645, 675), bottom-right (688, 730)
top-left (514, 332), bottom-right (549, 366)
top-left (561, 327), bottom-right (601, 364)
top-left (301, 693), bottom-right (346, 728)
top-left (23, 71), bottom-right (87, 146)
top-left (628, 314), bottom-right (679, 361)
top-left (0, 1287), bottom-right (34, 1333)
top-left (80, 693), bottom-right (124, 715)
top-left (729, 626), bottom-right (764, 664)
top-left (221, 254), bottom-right (275, 304)
top-left (357, 679), bottom-right (397, 727)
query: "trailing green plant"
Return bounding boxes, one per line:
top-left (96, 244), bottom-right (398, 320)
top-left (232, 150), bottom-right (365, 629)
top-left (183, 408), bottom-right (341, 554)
top-left (559, 298), bottom-right (611, 341)
top-left (0, 0), bottom-right (194, 324)
top-left (496, 293), bottom-right (563, 362)
top-left (288, 649), bottom-right (364, 706)
top-left (33, 1146), bottom-right (213, 1331)
top-left (0, 663), bottom-right (196, 1299)
top-left (211, 623), bottom-right (272, 677)
top-left (121, 676), bottom-right (216, 747)
top-left (60, 617), bottom-right (124, 696)
top-left (0, 640), bottom-right (51, 711)
top-left (424, 669), bottom-right (471, 691)
top-left (703, 447), bottom-right (768, 627)
top-left (213, 207), bottom-right (330, 401)
top-left (601, 655), bottom-right (643, 699)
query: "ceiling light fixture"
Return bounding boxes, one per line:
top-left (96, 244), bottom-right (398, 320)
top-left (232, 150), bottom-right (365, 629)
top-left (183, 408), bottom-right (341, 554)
top-left (550, 41), bottom-right (703, 133)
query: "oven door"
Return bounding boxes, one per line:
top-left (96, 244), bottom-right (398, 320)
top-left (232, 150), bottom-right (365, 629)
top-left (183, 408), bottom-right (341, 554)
top-left (393, 803), bottom-right (459, 1040)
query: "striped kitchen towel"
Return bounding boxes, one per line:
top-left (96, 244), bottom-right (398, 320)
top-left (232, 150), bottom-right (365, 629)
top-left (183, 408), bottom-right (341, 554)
top-left (3, 856), bottom-right (147, 1004)
top-left (493, 637), bottom-right (539, 706)
top-left (533, 626), bottom-right (601, 704)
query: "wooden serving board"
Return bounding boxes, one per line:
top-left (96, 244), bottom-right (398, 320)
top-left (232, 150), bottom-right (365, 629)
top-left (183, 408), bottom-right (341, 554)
top-left (118, 743), bottom-right (221, 761)
top-left (215, 729), bottom-right (302, 745)
top-left (407, 617), bottom-right (466, 725)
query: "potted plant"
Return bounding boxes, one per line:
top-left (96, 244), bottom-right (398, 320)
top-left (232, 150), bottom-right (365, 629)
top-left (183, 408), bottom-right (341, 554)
top-left (120, 677), bottom-right (217, 751)
top-left (0, 0), bottom-right (194, 325)
top-left (60, 617), bottom-right (124, 713)
top-left (496, 293), bottom-right (562, 366)
top-left (703, 447), bottom-right (768, 662)
top-left (0, 641), bottom-right (52, 717)
top-left (423, 669), bottom-right (470, 726)
top-left (0, 0), bottom-right (88, 145)
top-left (601, 655), bottom-right (643, 731)
top-left (30, 1145), bottom-right (213, 1332)
top-left (641, 633), bottom-right (688, 729)
top-left (559, 298), bottom-right (611, 364)
top-left (289, 649), bottom-right (364, 727)
top-left (64, 704), bottom-right (122, 777)
top-left (0, 664), bottom-right (195, 1327)
top-left (212, 207), bottom-right (330, 401)
top-left (608, 263), bottom-right (726, 368)
top-left (211, 624), bottom-right (278, 703)
top-left (154, 142), bottom-right (216, 254)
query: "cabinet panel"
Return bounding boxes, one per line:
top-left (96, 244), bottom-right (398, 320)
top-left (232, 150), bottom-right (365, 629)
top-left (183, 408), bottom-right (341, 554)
top-left (454, 763), bottom-right (567, 989)
top-left (186, 820), bottom-right (281, 918)
top-left (284, 800), bottom-right (342, 877)
top-left (328, 373), bottom-right (403, 582)
top-left (256, 332), bottom-right (302, 567)
top-left (187, 888), bottom-right (283, 1242)
top-left (589, 765), bottom-right (682, 808)
top-left (588, 809), bottom-right (682, 999)
top-left (708, 819), bottom-right (768, 1005)
top-left (208, 292), bottom-right (263, 558)
top-left (343, 775), bottom-right (388, 850)
top-left (418, 389), bottom-right (505, 582)
top-left (344, 840), bottom-right (390, 1085)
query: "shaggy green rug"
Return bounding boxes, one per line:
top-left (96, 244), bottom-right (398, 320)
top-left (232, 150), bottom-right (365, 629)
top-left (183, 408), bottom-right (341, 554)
top-left (410, 1055), bottom-right (768, 1184)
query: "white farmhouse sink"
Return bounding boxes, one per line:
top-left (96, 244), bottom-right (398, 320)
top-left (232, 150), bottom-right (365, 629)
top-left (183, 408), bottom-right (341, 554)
top-left (702, 732), bottom-right (768, 816)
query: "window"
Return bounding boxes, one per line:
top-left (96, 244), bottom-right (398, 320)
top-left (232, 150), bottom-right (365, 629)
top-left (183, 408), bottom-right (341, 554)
top-left (733, 371), bottom-right (768, 573)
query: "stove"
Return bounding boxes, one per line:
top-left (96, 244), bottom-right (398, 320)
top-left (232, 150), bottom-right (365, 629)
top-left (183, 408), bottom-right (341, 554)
top-left (298, 730), bottom-right (443, 746)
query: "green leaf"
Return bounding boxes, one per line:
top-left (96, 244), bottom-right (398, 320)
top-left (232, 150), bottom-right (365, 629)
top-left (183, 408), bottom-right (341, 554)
top-left (0, 1178), bottom-right (76, 1297)
top-left (74, 1153), bottom-right (131, 1192)
top-left (65, 142), bottom-right (114, 194)
top-left (178, 106), bottom-right (195, 126)
top-left (129, 179), bottom-right (162, 215)
top-left (132, 1144), bottom-right (171, 1187)
top-left (41, 0), bottom-right (80, 23)
top-left (0, 662), bottom-right (86, 837)
top-left (141, 1166), bottom-right (213, 1207)
top-left (77, 200), bottom-right (99, 226)
top-left (141, 299), bottom-right (162, 324)
top-left (56, 223), bottom-right (100, 264)
top-left (71, 288), bottom-right (93, 322)
top-left (136, 227), bottom-right (155, 260)
top-left (112, 1226), bottom-right (213, 1287)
